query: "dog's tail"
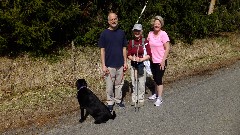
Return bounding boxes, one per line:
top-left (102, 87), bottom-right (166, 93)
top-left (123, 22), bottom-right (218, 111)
top-left (111, 111), bottom-right (116, 120)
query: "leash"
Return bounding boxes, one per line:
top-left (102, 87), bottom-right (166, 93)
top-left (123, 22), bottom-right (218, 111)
top-left (76, 86), bottom-right (87, 99)
top-left (136, 0), bottom-right (149, 23)
top-left (78, 86), bottom-right (87, 91)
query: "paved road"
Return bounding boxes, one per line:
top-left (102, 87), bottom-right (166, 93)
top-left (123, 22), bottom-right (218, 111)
top-left (4, 61), bottom-right (240, 135)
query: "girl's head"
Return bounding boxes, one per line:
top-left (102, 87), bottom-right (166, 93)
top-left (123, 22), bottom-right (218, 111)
top-left (132, 24), bottom-right (143, 38)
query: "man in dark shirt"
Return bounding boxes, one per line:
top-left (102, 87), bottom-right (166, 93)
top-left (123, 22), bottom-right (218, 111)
top-left (98, 12), bottom-right (128, 112)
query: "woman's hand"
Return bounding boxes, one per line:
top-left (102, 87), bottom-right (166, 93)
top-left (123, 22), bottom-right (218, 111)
top-left (160, 61), bottom-right (165, 70)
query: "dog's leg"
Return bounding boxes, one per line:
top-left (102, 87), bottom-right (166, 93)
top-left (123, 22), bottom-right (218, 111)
top-left (110, 111), bottom-right (116, 120)
top-left (94, 118), bottom-right (106, 124)
top-left (94, 114), bottom-right (109, 124)
top-left (79, 108), bottom-right (85, 123)
top-left (94, 120), bottom-right (101, 124)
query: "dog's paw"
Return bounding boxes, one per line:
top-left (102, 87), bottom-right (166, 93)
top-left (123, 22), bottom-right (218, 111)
top-left (79, 119), bottom-right (85, 123)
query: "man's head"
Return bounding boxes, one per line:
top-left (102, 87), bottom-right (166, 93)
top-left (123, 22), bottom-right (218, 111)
top-left (108, 13), bottom-right (118, 30)
top-left (132, 24), bottom-right (143, 38)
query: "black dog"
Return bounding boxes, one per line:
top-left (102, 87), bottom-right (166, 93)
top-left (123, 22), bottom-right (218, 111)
top-left (76, 79), bottom-right (116, 124)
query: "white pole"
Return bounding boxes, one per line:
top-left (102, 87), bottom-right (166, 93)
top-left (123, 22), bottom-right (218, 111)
top-left (136, 1), bottom-right (149, 23)
top-left (208, 0), bottom-right (216, 15)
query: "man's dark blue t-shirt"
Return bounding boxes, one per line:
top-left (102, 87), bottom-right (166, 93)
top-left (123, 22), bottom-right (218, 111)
top-left (98, 28), bottom-right (128, 68)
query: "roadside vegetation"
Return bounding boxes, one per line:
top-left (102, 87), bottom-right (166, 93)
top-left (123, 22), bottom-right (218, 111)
top-left (1, 32), bottom-right (239, 132)
top-left (1, 0), bottom-right (239, 56)
top-left (0, 0), bottom-right (239, 133)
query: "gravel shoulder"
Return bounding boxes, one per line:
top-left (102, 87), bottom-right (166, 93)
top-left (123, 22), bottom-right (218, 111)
top-left (3, 60), bottom-right (240, 135)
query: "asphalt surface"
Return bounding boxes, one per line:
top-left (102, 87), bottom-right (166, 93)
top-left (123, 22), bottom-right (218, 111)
top-left (3, 61), bottom-right (240, 135)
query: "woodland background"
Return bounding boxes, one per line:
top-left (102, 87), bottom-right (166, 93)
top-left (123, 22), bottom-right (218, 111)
top-left (0, 0), bottom-right (240, 133)
top-left (0, 0), bottom-right (239, 56)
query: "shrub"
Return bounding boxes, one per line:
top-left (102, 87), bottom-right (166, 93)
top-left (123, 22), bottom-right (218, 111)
top-left (0, 0), bottom-right (239, 56)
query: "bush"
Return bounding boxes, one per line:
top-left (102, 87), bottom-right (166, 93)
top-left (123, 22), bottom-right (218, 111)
top-left (0, 0), bottom-right (239, 56)
top-left (0, 0), bottom-right (85, 56)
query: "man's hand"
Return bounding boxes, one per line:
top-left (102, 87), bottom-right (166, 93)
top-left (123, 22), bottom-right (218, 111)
top-left (102, 65), bottom-right (109, 75)
top-left (123, 63), bottom-right (128, 72)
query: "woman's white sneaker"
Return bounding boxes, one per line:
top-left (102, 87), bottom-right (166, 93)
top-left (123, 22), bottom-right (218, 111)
top-left (148, 94), bottom-right (157, 100)
top-left (154, 99), bottom-right (162, 106)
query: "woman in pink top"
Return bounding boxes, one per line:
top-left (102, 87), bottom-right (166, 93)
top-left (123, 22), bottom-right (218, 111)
top-left (147, 16), bottom-right (170, 107)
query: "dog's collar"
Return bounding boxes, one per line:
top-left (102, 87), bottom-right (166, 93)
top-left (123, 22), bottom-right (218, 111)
top-left (78, 86), bottom-right (87, 91)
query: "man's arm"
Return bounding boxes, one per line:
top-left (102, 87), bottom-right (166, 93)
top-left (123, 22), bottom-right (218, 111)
top-left (123, 47), bottom-right (128, 71)
top-left (100, 48), bottom-right (109, 74)
top-left (100, 48), bottom-right (105, 66)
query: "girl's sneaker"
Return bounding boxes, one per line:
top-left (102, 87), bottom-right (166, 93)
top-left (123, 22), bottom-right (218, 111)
top-left (154, 98), bottom-right (162, 106)
top-left (148, 94), bottom-right (157, 100)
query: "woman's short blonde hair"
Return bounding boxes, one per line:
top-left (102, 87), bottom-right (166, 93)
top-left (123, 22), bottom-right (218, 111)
top-left (151, 16), bottom-right (164, 27)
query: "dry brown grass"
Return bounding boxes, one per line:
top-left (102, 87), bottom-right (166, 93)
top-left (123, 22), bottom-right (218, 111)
top-left (0, 32), bottom-right (240, 132)
top-left (165, 32), bottom-right (240, 82)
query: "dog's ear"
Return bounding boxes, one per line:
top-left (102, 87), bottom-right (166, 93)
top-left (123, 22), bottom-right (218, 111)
top-left (76, 80), bottom-right (79, 90)
top-left (81, 79), bottom-right (87, 87)
top-left (76, 79), bottom-right (87, 90)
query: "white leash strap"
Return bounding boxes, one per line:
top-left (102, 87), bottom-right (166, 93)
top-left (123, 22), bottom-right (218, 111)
top-left (136, 1), bottom-right (149, 23)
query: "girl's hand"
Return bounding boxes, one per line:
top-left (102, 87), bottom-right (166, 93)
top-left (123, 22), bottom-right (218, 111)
top-left (160, 61), bottom-right (165, 70)
top-left (135, 57), bottom-right (142, 62)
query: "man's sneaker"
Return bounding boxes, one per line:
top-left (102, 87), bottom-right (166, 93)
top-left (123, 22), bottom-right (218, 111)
top-left (148, 94), bottom-right (157, 100)
top-left (154, 99), bottom-right (162, 107)
top-left (116, 102), bottom-right (125, 108)
top-left (107, 105), bottom-right (113, 112)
